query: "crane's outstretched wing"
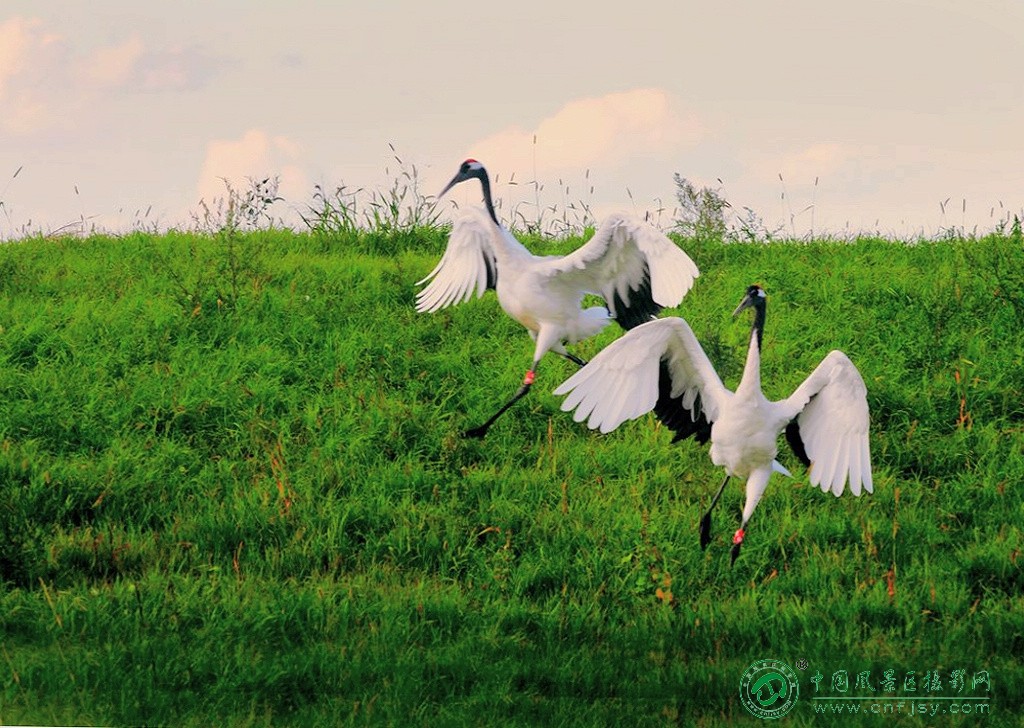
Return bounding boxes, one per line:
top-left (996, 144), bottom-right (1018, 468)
top-left (781, 350), bottom-right (873, 496)
top-left (554, 317), bottom-right (729, 435)
top-left (539, 213), bottom-right (699, 329)
top-left (415, 211), bottom-right (498, 313)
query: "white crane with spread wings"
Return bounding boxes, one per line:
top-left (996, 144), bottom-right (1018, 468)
top-left (555, 284), bottom-right (873, 562)
top-left (418, 159), bottom-right (700, 438)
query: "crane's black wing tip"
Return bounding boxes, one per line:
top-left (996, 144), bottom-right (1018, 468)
top-left (784, 419), bottom-right (811, 467)
top-left (610, 263), bottom-right (661, 331)
top-left (653, 361), bottom-right (712, 445)
top-left (484, 252), bottom-right (498, 290)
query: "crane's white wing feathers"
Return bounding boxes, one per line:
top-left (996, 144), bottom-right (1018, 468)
top-left (539, 213), bottom-right (699, 315)
top-left (784, 350), bottom-right (873, 497)
top-left (415, 211), bottom-right (497, 313)
top-left (554, 317), bottom-right (729, 434)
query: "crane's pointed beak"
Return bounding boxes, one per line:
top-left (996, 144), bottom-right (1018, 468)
top-left (732, 293), bottom-right (755, 318)
top-left (437, 171), bottom-right (468, 199)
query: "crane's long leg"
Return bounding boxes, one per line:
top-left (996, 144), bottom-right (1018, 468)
top-left (699, 475), bottom-right (730, 549)
top-left (730, 468), bottom-right (770, 564)
top-left (462, 364), bottom-right (538, 439)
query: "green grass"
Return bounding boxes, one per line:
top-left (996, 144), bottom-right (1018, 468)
top-left (0, 226), bottom-right (1022, 726)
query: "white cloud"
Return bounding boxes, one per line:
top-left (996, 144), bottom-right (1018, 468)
top-left (434, 88), bottom-right (704, 227)
top-left (0, 17), bottom-right (65, 132)
top-left (0, 17), bottom-right (50, 98)
top-left (723, 140), bottom-right (1008, 236)
top-left (750, 143), bottom-right (861, 187)
top-left (196, 129), bottom-right (308, 208)
top-left (78, 35), bottom-right (225, 93)
top-left (80, 35), bottom-right (145, 87)
top-left (466, 88), bottom-right (702, 180)
top-left (1, 17), bottom-right (226, 135)
top-left (134, 44), bottom-right (226, 93)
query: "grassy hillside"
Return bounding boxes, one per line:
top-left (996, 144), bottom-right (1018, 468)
top-left (0, 226), bottom-right (1022, 726)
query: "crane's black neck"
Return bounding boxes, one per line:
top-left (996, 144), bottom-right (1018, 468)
top-left (750, 299), bottom-right (766, 351)
top-left (476, 171), bottom-right (499, 227)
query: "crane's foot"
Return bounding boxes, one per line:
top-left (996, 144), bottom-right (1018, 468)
top-left (699, 512), bottom-right (713, 550)
top-left (563, 352), bottom-right (587, 368)
top-left (462, 424), bottom-right (490, 439)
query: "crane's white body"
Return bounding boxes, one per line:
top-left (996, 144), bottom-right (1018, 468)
top-left (555, 313), bottom-right (872, 532)
top-left (417, 209), bottom-right (700, 366)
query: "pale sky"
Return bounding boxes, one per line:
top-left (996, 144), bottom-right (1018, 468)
top-left (1, 1), bottom-right (1022, 238)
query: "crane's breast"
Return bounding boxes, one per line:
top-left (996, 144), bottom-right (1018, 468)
top-left (709, 407), bottom-right (780, 478)
top-left (496, 270), bottom-right (581, 334)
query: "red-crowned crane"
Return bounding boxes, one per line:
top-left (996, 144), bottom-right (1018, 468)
top-left (417, 159), bottom-right (700, 438)
top-left (554, 284), bottom-right (873, 562)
